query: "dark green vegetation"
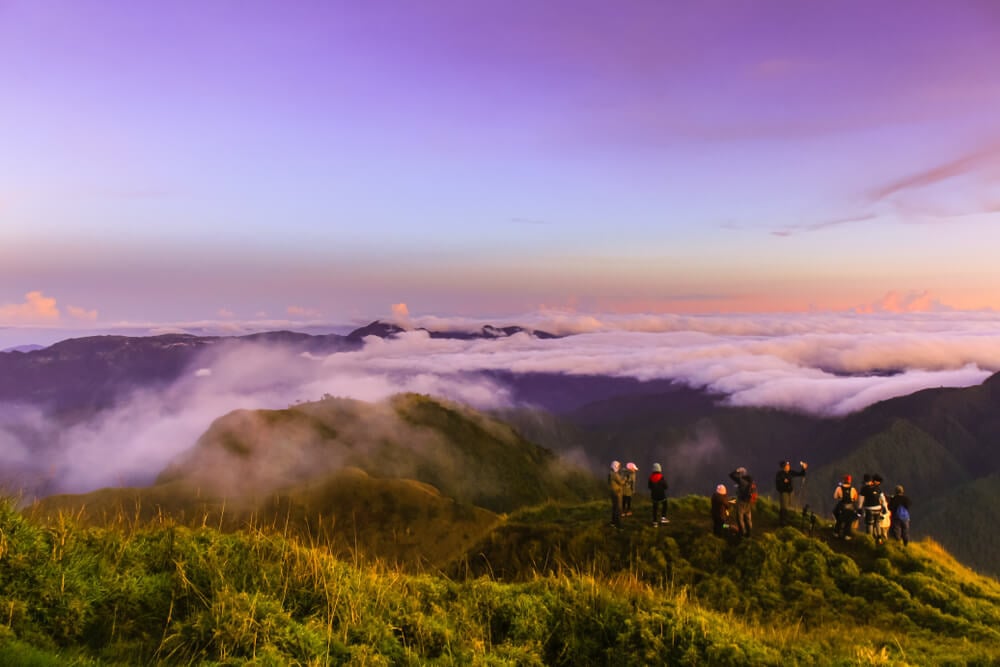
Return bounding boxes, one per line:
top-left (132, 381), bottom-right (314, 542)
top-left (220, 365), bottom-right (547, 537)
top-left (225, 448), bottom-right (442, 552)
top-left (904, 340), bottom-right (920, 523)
top-left (4, 495), bottom-right (1000, 665)
top-left (498, 371), bottom-right (1000, 576)
top-left (32, 394), bottom-right (601, 569)
top-left (9, 393), bottom-right (1000, 664)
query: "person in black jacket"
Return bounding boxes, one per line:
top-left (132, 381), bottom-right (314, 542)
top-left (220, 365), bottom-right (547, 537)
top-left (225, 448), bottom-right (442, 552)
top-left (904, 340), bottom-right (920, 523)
top-left (648, 463), bottom-right (669, 526)
top-left (729, 467), bottom-right (755, 538)
top-left (775, 460), bottom-right (808, 526)
top-left (833, 474), bottom-right (858, 540)
top-left (888, 484), bottom-right (911, 546)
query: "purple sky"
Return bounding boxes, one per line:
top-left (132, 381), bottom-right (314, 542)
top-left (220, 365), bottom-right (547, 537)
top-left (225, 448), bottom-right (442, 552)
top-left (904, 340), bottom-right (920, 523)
top-left (2, 1), bottom-right (1000, 337)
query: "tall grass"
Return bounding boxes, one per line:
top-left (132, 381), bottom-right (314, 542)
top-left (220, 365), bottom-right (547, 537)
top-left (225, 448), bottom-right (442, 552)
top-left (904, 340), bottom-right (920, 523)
top-left (2, 497), bottom-right (999, 665)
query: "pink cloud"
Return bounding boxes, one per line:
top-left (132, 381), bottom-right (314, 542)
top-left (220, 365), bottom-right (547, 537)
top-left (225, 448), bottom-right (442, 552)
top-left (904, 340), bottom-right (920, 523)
top-left (0, 291), bottom-right (60, 324)
top-left (391, 303), bottom-right (410, 322)
top-left (287, 305), bottom-right (320, 318)
top-left (870, 144), bottom-right (1000, 203)
top-left (853, 290), bottom-right (950, 314)
top-left (67, 305), bottom-right (98, 321)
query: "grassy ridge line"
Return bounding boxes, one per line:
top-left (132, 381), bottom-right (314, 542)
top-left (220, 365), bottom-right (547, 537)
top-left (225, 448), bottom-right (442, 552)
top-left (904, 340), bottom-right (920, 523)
top-left (4, 498), bottom-right (1000, 665)
top-left (155, 393), bottom-right (603, 514)
top-left (29, 467), bottom-right (500, 570)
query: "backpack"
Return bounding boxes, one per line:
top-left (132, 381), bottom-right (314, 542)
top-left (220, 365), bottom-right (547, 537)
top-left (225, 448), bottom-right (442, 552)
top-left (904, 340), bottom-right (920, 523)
top-left (896, 504), bottom-right (910, 522)
top-left (740, 479), bottom-right (758, 504)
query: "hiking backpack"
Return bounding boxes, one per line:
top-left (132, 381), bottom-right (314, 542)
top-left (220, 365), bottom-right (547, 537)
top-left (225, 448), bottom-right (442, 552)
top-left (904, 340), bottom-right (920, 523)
top-left (896, 504), bottom-right (910, 522)
top-left (740, 479), bottom-right (758, 504)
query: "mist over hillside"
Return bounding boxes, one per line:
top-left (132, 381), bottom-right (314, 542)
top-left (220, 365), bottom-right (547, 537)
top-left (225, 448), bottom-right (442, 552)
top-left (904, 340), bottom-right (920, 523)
top-left (2, 312), bottom-right (1000, 496)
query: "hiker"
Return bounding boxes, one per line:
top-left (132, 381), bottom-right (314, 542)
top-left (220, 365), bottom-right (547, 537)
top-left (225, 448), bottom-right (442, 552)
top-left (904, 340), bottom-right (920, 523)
top-left (622, 462), bottom-right (638, 516)
top-left (859, 474), bottom-right (888, 543)
top-left (711, 484), bottom-right (730, 536)
top-left (648, 462), bottom-right (669, 526)
top-left (729, 466), bottom-right (755, 538)
top-left (888, 484), bottom-right (912, 546)
top-left (608, 461), bottom-right (626, 529)
top-left (832, 474), bottom-right (858, 539)
top-left (775, 459), bottom-right (808, 526)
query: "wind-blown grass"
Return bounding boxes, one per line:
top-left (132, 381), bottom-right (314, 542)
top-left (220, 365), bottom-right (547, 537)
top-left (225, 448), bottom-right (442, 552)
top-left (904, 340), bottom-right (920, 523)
top-left (2, 495), bottom-right (999, 665)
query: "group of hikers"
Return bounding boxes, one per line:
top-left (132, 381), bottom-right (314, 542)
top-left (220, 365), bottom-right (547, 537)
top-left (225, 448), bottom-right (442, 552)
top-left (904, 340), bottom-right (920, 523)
top-left (608, 459), bottom-right (912, 546)
top-left (829, 473), bottom-right (912, 545)
top-left (607, 460), bottom-right (669, 528)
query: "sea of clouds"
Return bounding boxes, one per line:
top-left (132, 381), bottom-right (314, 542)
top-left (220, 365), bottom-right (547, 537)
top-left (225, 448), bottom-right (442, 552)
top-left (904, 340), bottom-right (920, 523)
top-left (3, 311), bottom-right (1000, 495)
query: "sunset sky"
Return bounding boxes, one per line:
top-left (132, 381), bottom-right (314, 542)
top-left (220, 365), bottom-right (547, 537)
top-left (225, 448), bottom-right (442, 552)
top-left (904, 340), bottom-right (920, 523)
top-left (3, 1), bottom-right (1000, 336)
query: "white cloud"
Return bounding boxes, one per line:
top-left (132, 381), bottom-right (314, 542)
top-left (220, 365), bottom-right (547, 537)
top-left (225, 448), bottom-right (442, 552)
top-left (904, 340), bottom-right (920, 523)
top-left (4, 311), bottom-right (1000, 496)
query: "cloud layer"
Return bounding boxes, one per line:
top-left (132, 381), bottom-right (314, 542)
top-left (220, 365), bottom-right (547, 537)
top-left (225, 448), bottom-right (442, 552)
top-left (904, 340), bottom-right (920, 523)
top-left (3, 311), bottom-right (1000, 496)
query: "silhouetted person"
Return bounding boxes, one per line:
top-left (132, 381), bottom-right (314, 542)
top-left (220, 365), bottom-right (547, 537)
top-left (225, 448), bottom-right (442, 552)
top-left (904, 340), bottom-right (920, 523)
top-left (775, 460), bottom-right (807, 526)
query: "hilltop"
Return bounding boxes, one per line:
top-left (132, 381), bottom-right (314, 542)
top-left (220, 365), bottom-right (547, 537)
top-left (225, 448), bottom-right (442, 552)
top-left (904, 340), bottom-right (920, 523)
top-left (13, 392), bottom-right (1000, 664)
top-left (31, 393), bottom-right (602, 567)
top-left (496, 370), bottom-right (1000, 576)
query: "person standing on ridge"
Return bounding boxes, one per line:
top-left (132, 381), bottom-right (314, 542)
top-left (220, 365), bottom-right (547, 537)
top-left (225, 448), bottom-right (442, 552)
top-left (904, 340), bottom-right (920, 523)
top-left (608, 461), bottom-right (626, 529)
top-left (775, 459), bottom-right (808, 526)
top-left (888, 484), bottom-right (912, 546)
top-left (729, 466), bottom-right (755, 538)
top-left (622, 462), bottom-right (638, 516)
top-left (711, 484), bottom-right (730, 537)
top-left (833, 474), bottom-right (858, 540)
top-left (858, 474), bottom-right (887, 543)
top-left (648, 463), bottom-right (669, 526)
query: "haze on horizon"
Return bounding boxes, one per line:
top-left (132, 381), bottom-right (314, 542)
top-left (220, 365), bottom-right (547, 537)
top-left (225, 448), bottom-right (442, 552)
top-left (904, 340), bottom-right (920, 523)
top-left (2, 1), bottom-right (1000, 329)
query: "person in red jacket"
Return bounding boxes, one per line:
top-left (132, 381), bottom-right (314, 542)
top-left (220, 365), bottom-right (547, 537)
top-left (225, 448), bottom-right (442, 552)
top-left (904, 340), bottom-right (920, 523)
top-left (648, 463), bottom-right (669, 526)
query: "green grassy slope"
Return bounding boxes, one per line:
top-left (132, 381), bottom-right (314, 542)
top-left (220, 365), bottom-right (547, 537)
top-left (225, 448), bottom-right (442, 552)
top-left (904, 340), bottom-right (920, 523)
top-left (4, 494), bottom-right (999, 666)
top-left (156, 393), bottom-right (601, 513)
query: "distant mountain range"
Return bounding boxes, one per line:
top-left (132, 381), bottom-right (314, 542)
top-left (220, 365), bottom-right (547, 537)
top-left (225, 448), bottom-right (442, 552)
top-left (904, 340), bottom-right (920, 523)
top-left (0, 321), bottom-right (553, 413)
top-left (4, 325), bottom-right (1000, 575)
top-left (0, 344), bottom-right (44, 353)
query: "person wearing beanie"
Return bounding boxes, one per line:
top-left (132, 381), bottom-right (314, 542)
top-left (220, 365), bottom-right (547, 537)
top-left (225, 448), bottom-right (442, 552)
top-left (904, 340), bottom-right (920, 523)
top-left (833, 474), bottom-right (858, 539)
top-left (711, 484), bottom-right (730, 536)
top-left (648, 462), bottom-right (669, 526)
top-left (888, 484), bottom-right (912, 546)
top-left (775, 459), bottom-right (808, 526)
top-left (622, 462), bottom-right (638, 516)
top-left (608, 461), bottom-right (626, 529)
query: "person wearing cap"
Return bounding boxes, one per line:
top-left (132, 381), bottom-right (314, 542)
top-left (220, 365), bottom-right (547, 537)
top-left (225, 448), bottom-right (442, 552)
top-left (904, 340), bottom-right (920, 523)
top-left (622, 462), bottom-right (638, 517)
top-left (648, 462), bottom-right (669, 526)
top-left (888, 484), bottom-right (912, 546)
top-left (833, 474), bottom-right (858, 539)
top-left (775, 459), bottom-right (808, 526)
top-left (608, 461), bottom-right (626, 529)
top-left (711, 484), bottom-right (730, 536)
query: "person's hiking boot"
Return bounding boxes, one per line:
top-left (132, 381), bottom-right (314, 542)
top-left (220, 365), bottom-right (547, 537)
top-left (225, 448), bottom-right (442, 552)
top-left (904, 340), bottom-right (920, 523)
top-left (660, 517), bottom-right (670, 523)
